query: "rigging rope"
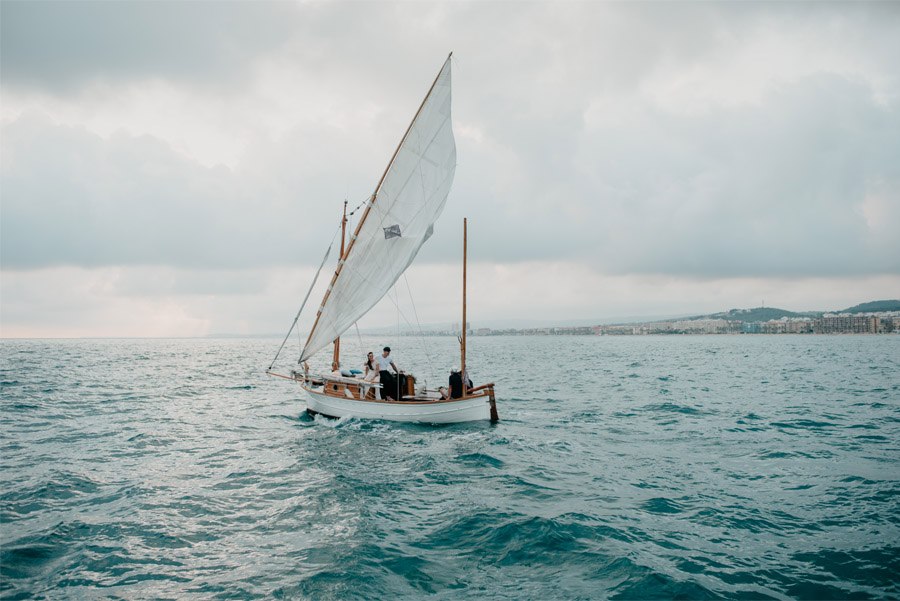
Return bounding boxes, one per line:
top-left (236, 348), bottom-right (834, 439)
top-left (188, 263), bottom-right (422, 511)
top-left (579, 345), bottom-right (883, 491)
top-left (293, 191), bottom-right (431, 372)
top-left (272, 191), bottom-right (371, 371)
top-left (403, 272), bottom-right (435, 386)
top-left (267, 228), bottom-right (338, 371)
top-left (354, 321), bottom-right (364, 354)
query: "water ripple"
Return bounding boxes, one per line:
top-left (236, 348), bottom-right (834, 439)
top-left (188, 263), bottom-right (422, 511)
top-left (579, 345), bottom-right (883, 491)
top-left (1, 335), bottom-right (898, 599)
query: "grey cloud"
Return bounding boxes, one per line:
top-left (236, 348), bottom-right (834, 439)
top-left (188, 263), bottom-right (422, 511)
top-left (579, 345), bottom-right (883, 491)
top-left (419, 3), bottom-right (900, 276)
top-left (3, 1), bottom-right (897, 101)
top-left (2, 2), bottom-right (899, 279)
top-left (106, 268), bottom-right (270, 298)
top-left (0, 0), bottom-right (298, 94)
top-left (3, 74), bottom-right (898, 279)
top-left (417, 73), bottom-right (900, 277)
top-left (0, 113), bottom-right (346, 270)
top-left (573, 75), bottom-right (900, 277)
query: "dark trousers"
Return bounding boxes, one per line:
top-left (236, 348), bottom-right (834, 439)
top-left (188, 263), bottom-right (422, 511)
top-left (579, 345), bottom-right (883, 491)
top-left (379, 371), bottom-right (394, 399)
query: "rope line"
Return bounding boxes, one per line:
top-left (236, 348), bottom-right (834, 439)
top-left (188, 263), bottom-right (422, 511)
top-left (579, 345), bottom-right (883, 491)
top-left (403, 272), bottom-right (435, 386)
top-left (268, 228), bottom-right (338, 371)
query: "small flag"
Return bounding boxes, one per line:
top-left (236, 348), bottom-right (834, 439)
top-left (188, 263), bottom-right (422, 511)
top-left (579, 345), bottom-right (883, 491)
top-left (383, 224), bottom-right (402, 239)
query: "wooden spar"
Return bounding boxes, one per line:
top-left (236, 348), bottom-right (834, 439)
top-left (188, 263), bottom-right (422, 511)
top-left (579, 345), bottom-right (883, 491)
top-left (459, 217), bottom-right (494, 421)
top-left (301, 53), bottom-right (453, 359)
top-left (265, 371), bottom-right (297, 381)
top-left (461, 217), bottom-right (467, 391)
top-left (332, 201), bottom-right (348, 369)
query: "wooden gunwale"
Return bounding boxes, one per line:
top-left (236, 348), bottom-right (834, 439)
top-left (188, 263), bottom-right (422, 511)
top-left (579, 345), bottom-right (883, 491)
top-left (266, 371), bottom-right (498, 421)
top-left (266, 371), bottom-right (494, 406)
top-left (303, 382), bottom-right (494, 406)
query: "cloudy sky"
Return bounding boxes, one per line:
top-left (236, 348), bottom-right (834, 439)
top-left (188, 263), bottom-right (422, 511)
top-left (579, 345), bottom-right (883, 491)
top-left (2, 1), bottom-right (898, 338)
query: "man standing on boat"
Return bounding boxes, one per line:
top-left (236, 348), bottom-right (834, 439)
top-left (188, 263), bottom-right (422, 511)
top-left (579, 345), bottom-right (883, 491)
top-left (377, 347), bottom-right (400, 400)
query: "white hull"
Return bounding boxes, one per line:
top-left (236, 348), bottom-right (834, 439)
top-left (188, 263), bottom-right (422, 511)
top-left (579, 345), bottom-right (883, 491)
top-left (303, 387), bottom-right (493, 424)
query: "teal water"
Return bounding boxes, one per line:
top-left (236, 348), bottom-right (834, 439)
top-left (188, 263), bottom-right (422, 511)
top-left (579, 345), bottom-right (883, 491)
top-left (1, 335), bottom-right (898, 599)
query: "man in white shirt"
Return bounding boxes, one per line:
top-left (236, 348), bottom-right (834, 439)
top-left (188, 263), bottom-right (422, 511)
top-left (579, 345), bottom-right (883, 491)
top-left (377, 346), bottom-right (400, 400)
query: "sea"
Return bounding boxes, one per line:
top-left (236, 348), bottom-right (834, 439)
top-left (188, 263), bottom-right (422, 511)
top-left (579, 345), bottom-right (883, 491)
top-left (1, 335), bottom-right (898, 600)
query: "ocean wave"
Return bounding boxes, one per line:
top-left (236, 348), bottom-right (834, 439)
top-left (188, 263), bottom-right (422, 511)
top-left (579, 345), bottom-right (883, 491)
top-left (1, 336), bottom-right (897, 599)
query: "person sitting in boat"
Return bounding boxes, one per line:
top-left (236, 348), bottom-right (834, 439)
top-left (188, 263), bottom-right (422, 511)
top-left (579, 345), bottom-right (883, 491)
top-left (363, 352), bottom-right (379, 382)
top-left (447, 366), bottom-right (477, 399)
top-left (448, 367), bottom-right (465, 399)
top-left (330, 361), bottom-right (343, 379)
top-left (377, 347), bottom-right (401, 400)
top-left (361, 351), bottom-right (380, 399)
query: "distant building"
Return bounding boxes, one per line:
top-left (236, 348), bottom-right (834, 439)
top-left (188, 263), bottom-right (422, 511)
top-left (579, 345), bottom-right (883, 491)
top-left (815, 315), bottom-right (878, 334)
top-left (672, 319), bottom-right (729, 334)
top-left (758, 318), bottom-right (814, 334)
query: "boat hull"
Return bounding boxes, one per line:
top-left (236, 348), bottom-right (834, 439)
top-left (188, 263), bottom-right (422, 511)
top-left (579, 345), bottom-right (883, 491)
top-left (304, 387), bottom-right (493, 423)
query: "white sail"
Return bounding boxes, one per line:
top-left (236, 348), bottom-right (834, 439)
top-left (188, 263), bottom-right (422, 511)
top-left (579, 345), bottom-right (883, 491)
top-left (300, 57), bottom-right (456, 362)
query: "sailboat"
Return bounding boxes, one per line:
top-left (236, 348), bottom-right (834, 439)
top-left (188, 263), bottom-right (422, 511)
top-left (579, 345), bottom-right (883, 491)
top-left (266, 54), bottom-right (498, 424)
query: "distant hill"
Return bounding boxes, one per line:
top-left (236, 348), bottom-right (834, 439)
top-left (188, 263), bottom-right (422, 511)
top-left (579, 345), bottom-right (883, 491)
top-left (841, 300), bottom-right (900, 313)
top-left (680, 299), bottom-right (900, 323)
top-left (222, 299), bottom-right (900, 337)
top-left (692, 307), bottom-right (821, 323)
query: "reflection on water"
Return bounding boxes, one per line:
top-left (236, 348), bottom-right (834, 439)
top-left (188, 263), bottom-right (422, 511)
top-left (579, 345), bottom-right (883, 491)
top-left (1, 335), bottom-right (898, 599)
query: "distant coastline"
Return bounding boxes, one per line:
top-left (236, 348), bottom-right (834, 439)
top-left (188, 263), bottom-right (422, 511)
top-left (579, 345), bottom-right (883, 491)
top-left (390, 300), bottom-right (900, 337)
top-left (198, 300), bottom-right (900, 339)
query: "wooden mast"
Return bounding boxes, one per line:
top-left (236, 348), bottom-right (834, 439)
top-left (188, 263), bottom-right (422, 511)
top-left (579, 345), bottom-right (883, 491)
top-left (332, 200), bottom-right (348, 370)
top-left (301, 53), bottom-right (453, 360)
top-left (461, 217), bottom-right (467, 394)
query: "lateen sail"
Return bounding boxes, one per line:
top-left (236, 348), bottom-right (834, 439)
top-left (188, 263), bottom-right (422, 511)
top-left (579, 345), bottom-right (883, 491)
top-left (300, 57), bottom-right (456, 362)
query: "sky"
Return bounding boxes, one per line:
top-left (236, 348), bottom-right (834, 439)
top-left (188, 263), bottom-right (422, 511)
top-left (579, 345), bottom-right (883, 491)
top-left (1, 1), bottom-right (899, 338)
